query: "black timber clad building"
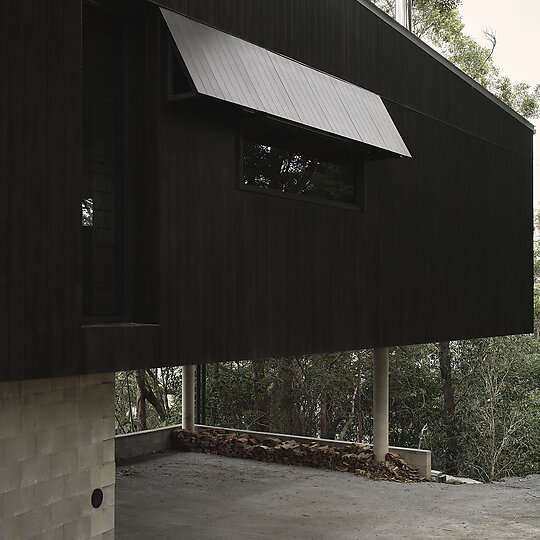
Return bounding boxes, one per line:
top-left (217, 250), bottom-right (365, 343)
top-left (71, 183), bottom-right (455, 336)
top-left (1, 0), bottom-right (534, 382)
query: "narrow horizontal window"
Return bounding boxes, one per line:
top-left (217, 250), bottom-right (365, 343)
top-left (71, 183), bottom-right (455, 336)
top-left (243, 141), bottom-right (357, 205)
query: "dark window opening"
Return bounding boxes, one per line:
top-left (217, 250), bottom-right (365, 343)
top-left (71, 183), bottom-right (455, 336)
top-left (82, 4), bottom-right (126, 319)
top-left (82, 197), bottom-right (93, 227)
top-left (242, 140), bottom-right (362, 206)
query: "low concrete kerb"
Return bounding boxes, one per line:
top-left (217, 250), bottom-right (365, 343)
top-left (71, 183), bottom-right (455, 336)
top-left (115, 424), bottom-right (431, 478)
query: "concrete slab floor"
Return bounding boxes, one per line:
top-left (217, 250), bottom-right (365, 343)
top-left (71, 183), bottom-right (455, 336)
top-left (115, 452), bottom-right (540, 539)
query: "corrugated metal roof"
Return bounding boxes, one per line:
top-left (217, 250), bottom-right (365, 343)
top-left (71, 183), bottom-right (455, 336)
top-left (161, 8), bottom-right (411, 158)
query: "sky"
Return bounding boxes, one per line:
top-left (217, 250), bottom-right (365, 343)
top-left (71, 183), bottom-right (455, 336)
top-left (458, 0), bottom-right (540, 207)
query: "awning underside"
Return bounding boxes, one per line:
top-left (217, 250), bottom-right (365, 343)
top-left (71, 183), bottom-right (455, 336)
top-left (161, 8), bottom-right (411, 159)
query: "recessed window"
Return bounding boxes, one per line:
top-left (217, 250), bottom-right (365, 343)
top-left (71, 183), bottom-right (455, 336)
top-left (82, 4), bottom-right (125, 319)
top-left (82, 197), bottom-right (93, 227)
top-left (242, 139), bottom-right (361, 207)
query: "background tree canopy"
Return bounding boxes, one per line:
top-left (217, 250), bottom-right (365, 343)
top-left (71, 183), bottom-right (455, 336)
top-left (372, 0), bottom-right (540, 117)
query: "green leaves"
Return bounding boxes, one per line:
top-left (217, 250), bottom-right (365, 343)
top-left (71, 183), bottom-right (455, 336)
top-left (369, 0), bottom-right (540, 119)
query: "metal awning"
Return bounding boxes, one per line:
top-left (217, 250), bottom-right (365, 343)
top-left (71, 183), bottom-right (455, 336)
top-left (161, 8), bottom-right (411, 158)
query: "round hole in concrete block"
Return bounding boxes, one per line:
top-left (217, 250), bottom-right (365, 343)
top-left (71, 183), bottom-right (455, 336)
top-left (91, 488), bottom-right (104, 509)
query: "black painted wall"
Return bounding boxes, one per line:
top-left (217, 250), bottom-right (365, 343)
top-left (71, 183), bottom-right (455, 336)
top-left (0, 0), bottom-right (533, 381)
top-left (157, 0), bottom-right (533, 364)
top-left (1, 1), bottom-right (82, 381)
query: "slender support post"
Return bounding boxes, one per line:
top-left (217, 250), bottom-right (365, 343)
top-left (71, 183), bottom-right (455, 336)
top-left (201, 363), bottom-right (207, 425)
top-left (395, 0), bottom-right (412, 30)
top-left (182, 364), bottom-right (195, 431)
top-left (373, 347), bottom-right (389, 462)
top-left (195, 364), bottom-right (201, 425)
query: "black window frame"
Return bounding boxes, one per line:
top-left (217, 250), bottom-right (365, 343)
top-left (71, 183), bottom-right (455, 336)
top-left (238, 128), bottom-right (365, 213)
top-left (82, 1), bottom-right (133, 324)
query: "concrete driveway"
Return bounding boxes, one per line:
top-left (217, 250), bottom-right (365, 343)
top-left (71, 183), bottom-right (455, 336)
top-left (115, 452), bottom-right (539, 539)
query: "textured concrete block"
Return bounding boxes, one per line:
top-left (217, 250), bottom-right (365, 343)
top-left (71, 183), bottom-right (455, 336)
top-left (101, 483), bottom-right (115, 509)
top-left (50, 496), bottom-right (81, 528)
top-left (0, 406), bottom-right (21, 438)
top-left (98, 383), bottom-right (115, 413)
top-left (34, 389), bottom-right (64, 407)
top-left (0, 373), bottom-right (115, 538)
top-left (90, 462), bottom-right (115, 492)
top-left (102, 373), bottom-right (114, 384)
top-left (79, 443), bottom-right (104, 470)
top-left (89, 505), bottom-right (114, 537)
top-left (62, 423), bottom-right (83, 451)
top-left (63, 386), bottom-right (80, 404)
top-left (90, 417), bottom-right (115, 445)
top-left (51, 375), bottom-right (80, 391)
top-left (0, 516), bottom-right (20, 539)
top-left (21, 403), bottom-right (52, 434)
top-left (50, 400), bottom-right (79, 428)
top-left (102, 415), bottom-right (115, 437)
top-left (80, 373), bottom-right (107, 387)
top-left (21, 454), bottom-right (51, 488)
top-left (102, 439), bottom-right (115, 464)
top-left (29, 525), bottom-right (64, 539)
top-left (62, 514), bottom-right (91, 539)
top-left (36, 426), bottom-right (65, 456)
top-left (20, 507), bottom-right (52, 538)
top-left (22, 379), bottom-right (52, 397)
top-left (79, 394), bottom-right (100, 421)
top-left (0, 381), bottom-right (21, 401)
top-left (0, 462), bottom-right (22, 495)
top-left (3, 432), bottom-right (37, 463)
top-left (50, 449), bottom-right (78, 478)
top-left (97, 529), bottom-right (115, 540)
top-left (64, 470), bottom-right (91, 499)
top-left (1, 485), bottom-right (35, 520)
top-left (34, 476), bottom-right (65, 508)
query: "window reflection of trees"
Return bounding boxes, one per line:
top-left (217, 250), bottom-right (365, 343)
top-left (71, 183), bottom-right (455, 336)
top-left (243, 142), bottom-right (354, 203)
top-left (82, 197), bottom-right (94, 227)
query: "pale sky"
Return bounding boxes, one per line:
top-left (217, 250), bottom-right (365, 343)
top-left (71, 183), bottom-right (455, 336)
top-left (459, 0), bottom-right (540, 207)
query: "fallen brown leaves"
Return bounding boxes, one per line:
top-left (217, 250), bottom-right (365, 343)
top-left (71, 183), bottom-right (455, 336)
top-left (172, 428), bottom-right (425, 482)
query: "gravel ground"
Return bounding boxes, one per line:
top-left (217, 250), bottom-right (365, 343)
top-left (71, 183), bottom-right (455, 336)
top-left (115, 452), bottom-right (540, 540)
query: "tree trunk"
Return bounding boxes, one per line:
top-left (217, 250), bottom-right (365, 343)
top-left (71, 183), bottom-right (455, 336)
top-left (320, 389), bottom-right (329, 439)
top-left (135, 369), bottom-right (168, 429)
top-left (251, 360), bottom-right (270, 431)
top-left (126, 371), bottom-right (136, 432)
top-left (438, 341), bottom-right (458, 474)
top-left (144, 369), bottom-right (168, 422)
top-left (278, 358), bottom-right (298, 435)
top-left (135, 370), bottom-right (147, 431)
top-left (357, 355), bottom-right (363, 442)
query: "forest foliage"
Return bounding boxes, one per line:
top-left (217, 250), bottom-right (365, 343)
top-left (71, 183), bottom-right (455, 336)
top-left (115, 1), bottom-right (540, 482)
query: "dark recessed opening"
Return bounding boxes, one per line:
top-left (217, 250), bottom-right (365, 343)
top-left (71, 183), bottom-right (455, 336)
top-left (91, 488), bottom-right (104, 509)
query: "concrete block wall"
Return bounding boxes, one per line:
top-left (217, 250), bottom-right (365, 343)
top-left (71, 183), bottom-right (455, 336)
top-left (0, 373), bottom-right (115, 539)
top-left (116, 425), bottom-right (175, 461)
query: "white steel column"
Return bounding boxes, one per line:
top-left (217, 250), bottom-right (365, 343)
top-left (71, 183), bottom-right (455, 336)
top-left (373, 347), bottom-right (389, 461)
top-left (395, 0), bottom-right (412, 30)
top-left (182, 364), bottom-right (195, 431)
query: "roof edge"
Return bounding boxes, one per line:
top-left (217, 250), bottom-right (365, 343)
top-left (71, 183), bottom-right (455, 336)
top-left (151, 0), bottom-right (535, 133)
top-left (355, 0), bottom-right (535, 132)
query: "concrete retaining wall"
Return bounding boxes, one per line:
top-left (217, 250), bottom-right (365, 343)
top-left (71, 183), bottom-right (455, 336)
top-left (116, 424), bottom-right (431, 478)
top-left (0, 374), bottom-right (115, 539)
